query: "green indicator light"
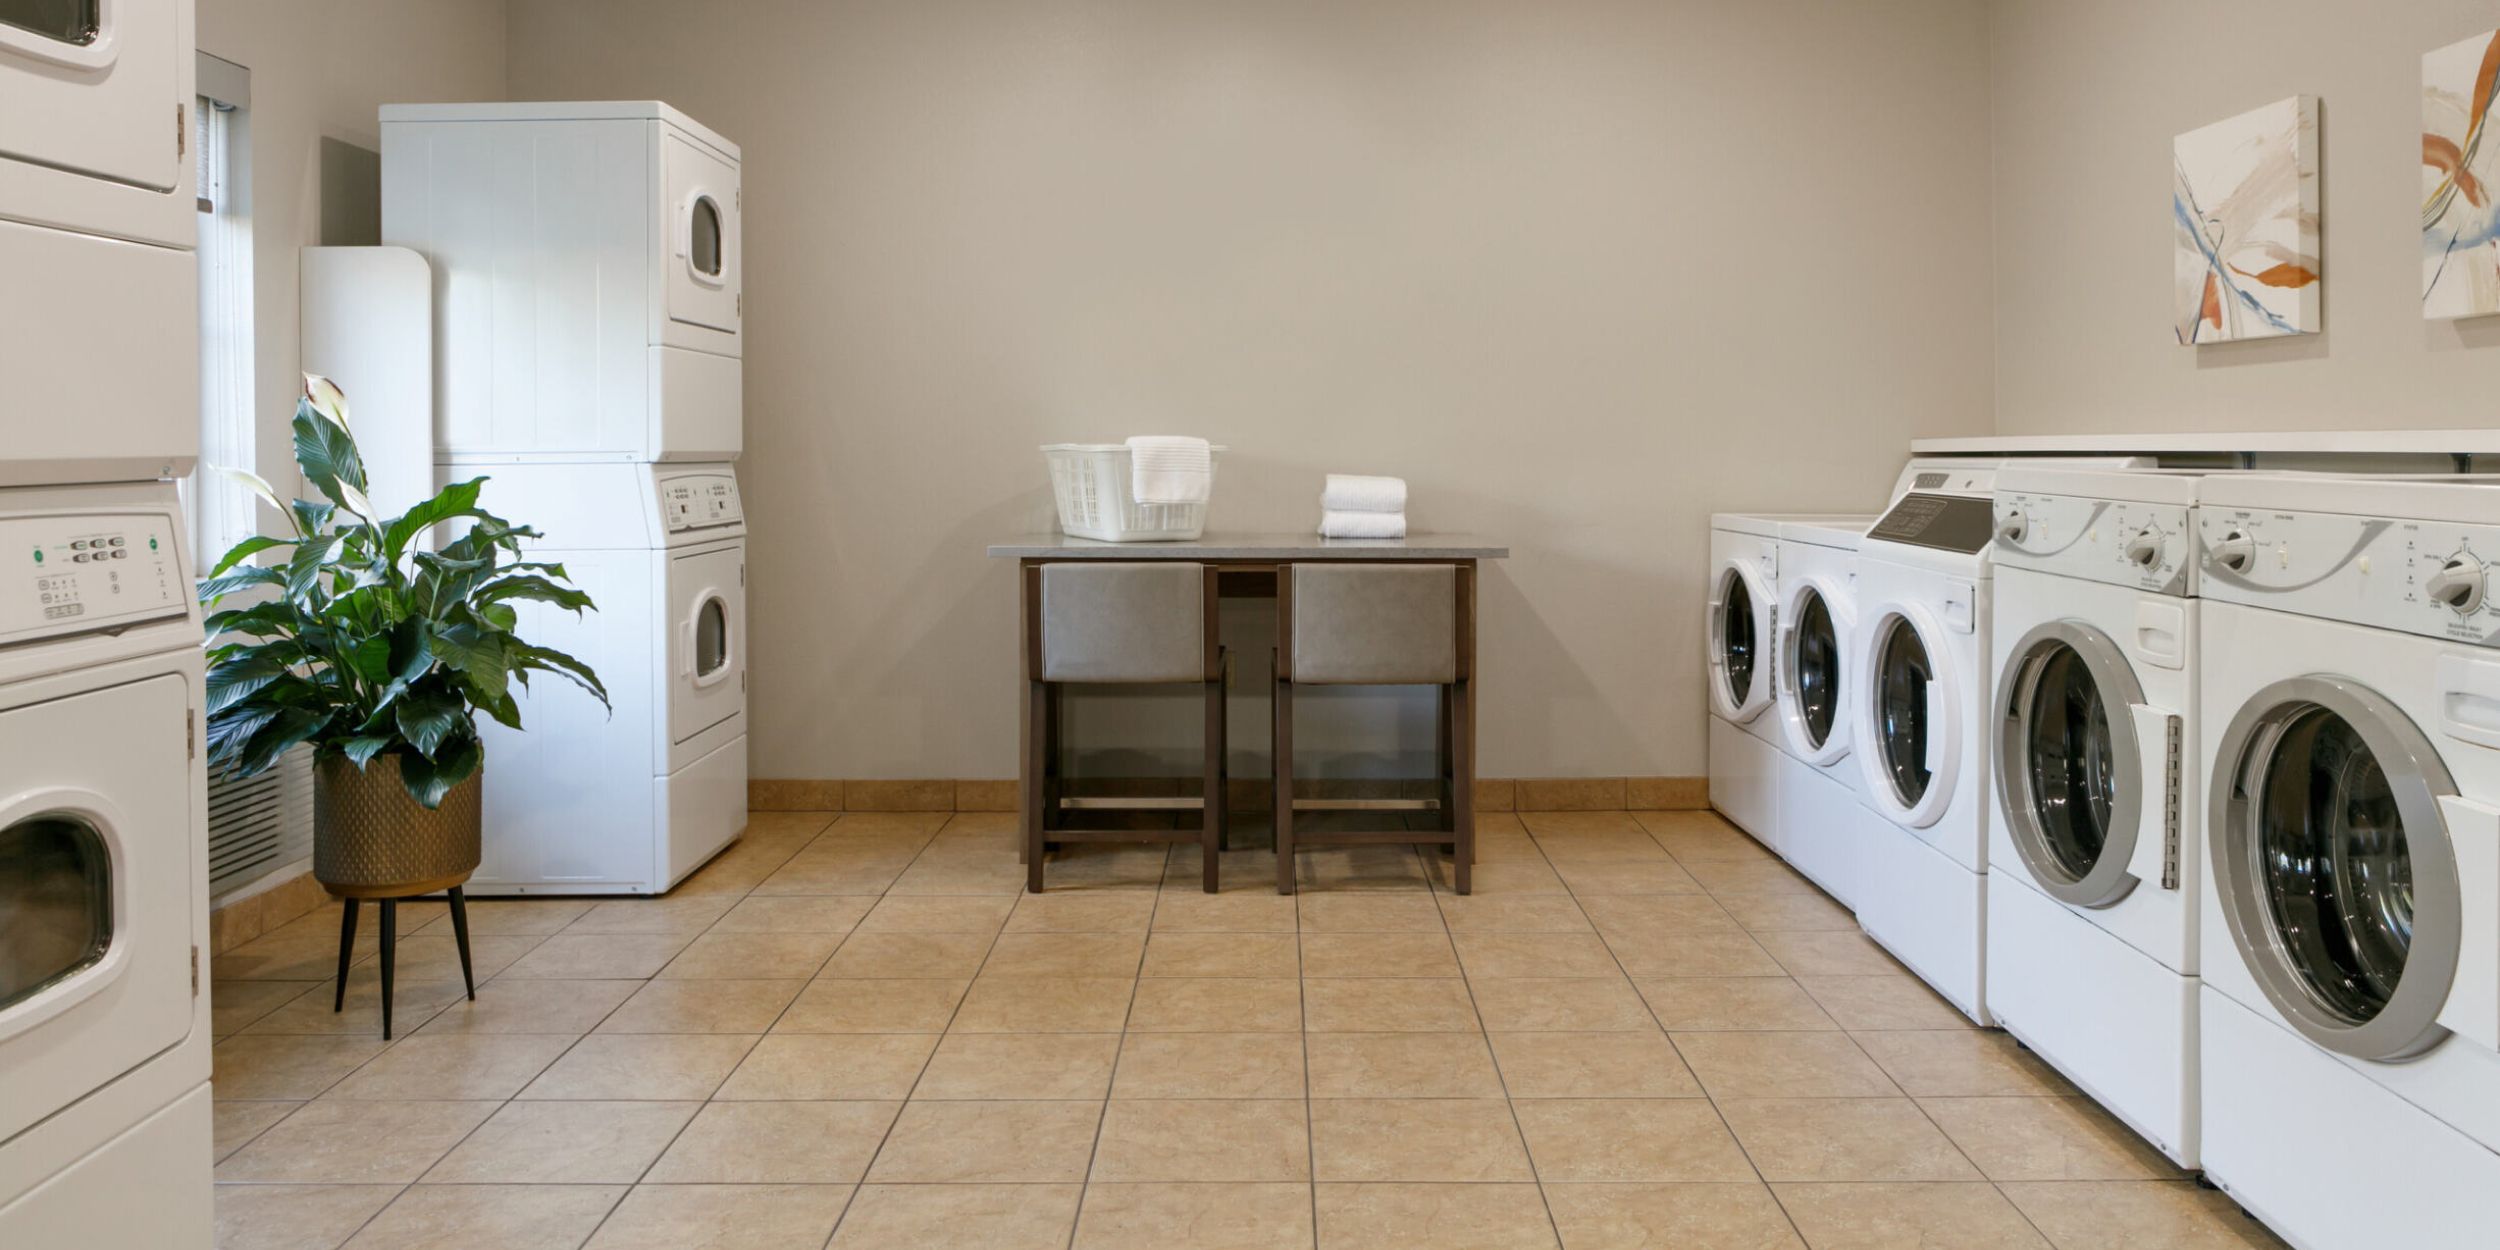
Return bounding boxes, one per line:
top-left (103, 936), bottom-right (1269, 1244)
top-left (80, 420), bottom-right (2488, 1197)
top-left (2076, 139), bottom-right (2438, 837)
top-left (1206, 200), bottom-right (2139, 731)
top-left (149, 536), bottom-right (159, 551)
top-left (32, 549), bottom-right (42, 564)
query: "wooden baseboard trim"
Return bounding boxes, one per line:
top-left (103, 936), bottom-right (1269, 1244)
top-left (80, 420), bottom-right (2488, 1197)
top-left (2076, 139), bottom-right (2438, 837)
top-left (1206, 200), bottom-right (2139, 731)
top-left (207, 870), bottom-right (333, 956)
top-left (750, 777), bottom-right (1708, 814)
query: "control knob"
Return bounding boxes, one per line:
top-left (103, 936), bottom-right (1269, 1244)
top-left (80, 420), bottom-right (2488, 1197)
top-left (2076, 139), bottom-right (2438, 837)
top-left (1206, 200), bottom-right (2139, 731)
top-left (1995, 509), bottom-right (2027, 545)
top-left (2426, 554), bottom-right (2488, 614)
top-left (2211, 529), bottom-right (2255, 574)
top-left (2122, 525), bottom-right (2165, 569)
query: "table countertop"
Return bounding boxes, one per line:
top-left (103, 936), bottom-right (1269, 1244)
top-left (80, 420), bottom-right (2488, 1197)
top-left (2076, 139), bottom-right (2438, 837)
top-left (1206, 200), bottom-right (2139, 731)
top-left (987, 532), bottom-right (1508, 560)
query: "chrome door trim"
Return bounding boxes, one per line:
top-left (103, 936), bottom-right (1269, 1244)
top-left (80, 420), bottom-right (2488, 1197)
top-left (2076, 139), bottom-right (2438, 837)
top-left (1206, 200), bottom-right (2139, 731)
top-left (1995, 619), bottom-right (2145, 908)
top-left (2209, 675), bottom-right (2461, 1062)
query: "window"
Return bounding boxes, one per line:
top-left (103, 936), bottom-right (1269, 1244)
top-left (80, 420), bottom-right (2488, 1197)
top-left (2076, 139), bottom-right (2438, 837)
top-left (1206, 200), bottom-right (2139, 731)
top-left (191, 52), bottom-right (255, 565)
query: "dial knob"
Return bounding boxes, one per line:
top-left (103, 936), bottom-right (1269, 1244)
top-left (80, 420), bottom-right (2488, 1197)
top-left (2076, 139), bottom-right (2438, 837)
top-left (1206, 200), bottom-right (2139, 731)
top-left (2212, 529), bottom-right (2255, 573)
top-left (1996, 509), bottom-right (2028, 544)
top-left (2122, 525), bottom-right (2165, 568)
top-left (2426, 554), bottom-right (2488, 614)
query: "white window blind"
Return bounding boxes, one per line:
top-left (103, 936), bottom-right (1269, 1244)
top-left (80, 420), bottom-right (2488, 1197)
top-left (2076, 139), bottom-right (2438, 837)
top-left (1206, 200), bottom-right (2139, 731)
top-left (192, 52), bottom-right (255, 567)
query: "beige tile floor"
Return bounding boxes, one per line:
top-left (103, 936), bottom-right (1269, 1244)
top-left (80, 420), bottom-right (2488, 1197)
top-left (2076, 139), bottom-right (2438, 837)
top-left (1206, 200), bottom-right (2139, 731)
top-left (208, 808), bottom-right (2290, 1249)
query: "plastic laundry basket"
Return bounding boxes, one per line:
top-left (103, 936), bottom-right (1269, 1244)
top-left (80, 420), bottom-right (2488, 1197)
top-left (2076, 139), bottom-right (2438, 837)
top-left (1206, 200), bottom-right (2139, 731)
top-left (1042, 443), bottom-right (1225, 542)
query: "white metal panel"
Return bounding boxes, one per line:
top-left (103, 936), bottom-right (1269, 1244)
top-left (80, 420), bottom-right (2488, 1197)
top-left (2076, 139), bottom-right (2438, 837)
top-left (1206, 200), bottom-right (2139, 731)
top-left (1856, 813), bottom-right (1991, 1025)
top-left (0, 1084), bottom-right (211, 1248)
top-left (1706, 714), bottom-right (1777, 850)
top-left (650, 345), bottom-right (741, 461)
top-left (0, 220), bottom-right (194, 487)
top-left (0, 675), bottom-right (195, 1143)
top-left (659, 733), bottom-right (746, 888)
top-left (1775, 753), bottom-right (1874, 908)
top-left (300, 247), bottom-right (433, 519)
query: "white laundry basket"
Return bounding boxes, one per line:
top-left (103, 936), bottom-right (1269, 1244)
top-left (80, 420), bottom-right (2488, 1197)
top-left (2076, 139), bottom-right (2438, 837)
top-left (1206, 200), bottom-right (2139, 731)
top-left (1042, 443), bottom-right (1225, 542)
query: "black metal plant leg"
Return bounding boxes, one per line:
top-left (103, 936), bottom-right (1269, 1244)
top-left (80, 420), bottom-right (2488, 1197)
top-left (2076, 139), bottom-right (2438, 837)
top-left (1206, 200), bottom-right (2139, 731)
top-left (378, 898), bottom-right (397, 1041)
top-left (447, 886), bottom-right (476, 1000)
top-left (332, 898), bottom-right (359, 1012)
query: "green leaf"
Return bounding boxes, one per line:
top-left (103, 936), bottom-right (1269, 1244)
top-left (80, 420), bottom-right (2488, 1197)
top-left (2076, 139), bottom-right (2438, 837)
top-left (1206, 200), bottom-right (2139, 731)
top-left (209, 534), bottom-right (293, 578)
top-left (231, 706), bottom-right (330, 777)
top-left (292, 399), bottom-right (369, 509)
top-left (475, 574), bottom-right (595, 613)
top-left (396, 736), bottom-right (482, 809)
top-left (382, 477), bottom-right (487, 565)
top-left (206, 651), bottom-right (295, 714)
top-left (290, 499), bottom-right (336, 536)
top-left (510, 641), bottom-right (612, 708)
top-left (204, 706), bottom-right (279, 770)
top-left (345, 635), bottom-right (393, 687)
top-left (393, 686), bottom-right (467, 759)
top-left (284, 533), bottom-right (343, 601)
top-left (197, 563), bottom-right (285, 604)
top-left (338, 735), bottom-right (393, 766)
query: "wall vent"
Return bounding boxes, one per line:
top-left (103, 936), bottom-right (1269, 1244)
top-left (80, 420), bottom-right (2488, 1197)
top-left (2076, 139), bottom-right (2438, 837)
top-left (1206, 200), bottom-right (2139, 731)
top-left (208, 745), bottom-right (314, 899)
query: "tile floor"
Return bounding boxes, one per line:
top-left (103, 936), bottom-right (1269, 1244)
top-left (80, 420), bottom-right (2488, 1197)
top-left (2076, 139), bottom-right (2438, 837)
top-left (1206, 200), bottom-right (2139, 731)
top-left (207, 808), bottom-right (2289, 1249)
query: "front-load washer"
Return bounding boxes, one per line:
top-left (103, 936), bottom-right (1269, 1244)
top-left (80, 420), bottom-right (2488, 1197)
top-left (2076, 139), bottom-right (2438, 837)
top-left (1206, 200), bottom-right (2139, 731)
top-left (1770, 516), bottom-right (1884, 907)
top-left (1986, 467), bottom-right (2213, 1167)
top-left (0, 480), bottom-right (211, 1248)
top-left (448, 460), bottom-right (748, 895)
top-left (2192, 474), bottom-right (2500, 1250)
top-left (1710, 513), bottom-right (1868, 850)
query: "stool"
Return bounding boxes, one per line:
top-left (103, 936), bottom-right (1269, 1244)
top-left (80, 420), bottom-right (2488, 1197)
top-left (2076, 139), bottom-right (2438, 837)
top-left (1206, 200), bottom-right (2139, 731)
top-left (1274, 563), bottom-right (1474, 895)
top-left (1025, 562), bottom-right (1227, 892)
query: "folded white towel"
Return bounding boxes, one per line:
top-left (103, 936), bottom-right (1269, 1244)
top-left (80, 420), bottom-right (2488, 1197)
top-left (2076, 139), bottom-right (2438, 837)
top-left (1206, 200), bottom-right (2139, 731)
top-left (1126, 436), bottom-right (1212, 505)
top-left (1321, 474), bottom-right (1407, 514)
top-left (1318, 509), bottom-right (1407, 540)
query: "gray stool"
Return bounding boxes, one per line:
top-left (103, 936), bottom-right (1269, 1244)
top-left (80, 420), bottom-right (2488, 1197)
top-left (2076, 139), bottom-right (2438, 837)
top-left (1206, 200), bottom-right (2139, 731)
top-left (1025, 562), bottom-right (1227, 892)
top-left (1273, 563), bottom-right (1474, 894)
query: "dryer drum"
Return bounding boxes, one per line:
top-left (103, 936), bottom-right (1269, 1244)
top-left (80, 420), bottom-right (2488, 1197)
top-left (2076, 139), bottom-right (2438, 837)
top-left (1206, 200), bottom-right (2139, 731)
top-left (1789, 591), bottom-right (1840, 749)
top-left (1994, 620), bottom-right (2144, 909)
top-left (2210, 675), bottom-right (2463, 1062)
top-left (1873, 617), bottom-right (1934, 805)
top-left (1717, 569), bottom-right (1756, 706)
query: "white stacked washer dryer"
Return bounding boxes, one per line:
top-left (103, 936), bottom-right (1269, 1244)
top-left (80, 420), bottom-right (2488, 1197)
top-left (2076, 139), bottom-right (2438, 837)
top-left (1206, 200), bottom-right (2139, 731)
top-left (1709, 513), bottom-right (1868, 851)
top-left (2, 5), bottom-right (212, 1246)
top-left (1986, 467), bottom-right (2215, 1168)
top-left (2193, 474), bottom-right (2500, 1249)
top-left (1769, 517), bottom-right (1881, 908)
top-left (383, 102), bottom-right (749, 893)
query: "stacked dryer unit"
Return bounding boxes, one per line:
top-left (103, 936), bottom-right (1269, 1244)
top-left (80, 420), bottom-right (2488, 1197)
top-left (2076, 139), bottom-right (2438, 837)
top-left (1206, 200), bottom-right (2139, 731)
top-left (2191, 474), bottom-right (2500, 1248)
top-left (382, 102), bottom-right (750, 894)
top-left (1986, 467), bottom-right (2213, 1167)
top-left (2, 4), bottom-right (214, 1244)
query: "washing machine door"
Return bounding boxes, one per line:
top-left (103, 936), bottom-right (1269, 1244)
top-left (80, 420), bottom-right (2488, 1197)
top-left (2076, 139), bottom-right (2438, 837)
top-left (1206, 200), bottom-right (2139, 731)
top-left (666, 545), bottom-right (744, 745)
top-left (2209, 675), bottom-right (2461, 1062)
top-left (1995, 620), bottom-right (2147, 907)
top-left (1857, 603), bottom-right (1958, 827)
top-left (1708, 558), bottom-right (1774, 724)
top-left (0, 673), bottom-right (195, 1143)
top-left (662, 131), bottom-right (740, 338)
top-left (1778, 576), bottom-right (1850, 764)
top-left (0, 0), bottom-right (183, 193)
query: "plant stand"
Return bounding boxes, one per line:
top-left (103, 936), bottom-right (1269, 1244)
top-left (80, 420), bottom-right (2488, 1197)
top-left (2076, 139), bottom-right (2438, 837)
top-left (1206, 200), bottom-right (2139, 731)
top-left (331, 885), bottom-right (476, 1039)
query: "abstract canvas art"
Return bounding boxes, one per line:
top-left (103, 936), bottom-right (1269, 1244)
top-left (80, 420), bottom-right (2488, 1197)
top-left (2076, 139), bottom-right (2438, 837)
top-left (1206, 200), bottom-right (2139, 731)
top-left (2173, 96), bottom-right (2320, 344)
top-left (2423, 28), bottom-right (2500, 320)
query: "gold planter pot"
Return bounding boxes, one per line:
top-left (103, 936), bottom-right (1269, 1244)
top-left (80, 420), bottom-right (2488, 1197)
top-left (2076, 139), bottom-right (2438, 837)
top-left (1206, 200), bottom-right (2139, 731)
top-left (314, 754), bottom-right (482, 899)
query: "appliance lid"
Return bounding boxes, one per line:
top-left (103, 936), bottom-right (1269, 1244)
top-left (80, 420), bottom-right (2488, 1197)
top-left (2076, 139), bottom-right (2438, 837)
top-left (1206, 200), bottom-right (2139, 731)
top-left (1867, 493), bottom-right (1996, 555)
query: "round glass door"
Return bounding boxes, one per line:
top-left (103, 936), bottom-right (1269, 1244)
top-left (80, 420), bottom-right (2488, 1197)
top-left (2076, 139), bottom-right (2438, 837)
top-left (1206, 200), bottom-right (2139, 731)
top-left (1996, 623), bottom-right (2144, 906)
top-left (2211, 676), bottom-right (2461, 1061)
top-left (1790, 590), bottom-right (1839, 749)
top-left (1873, 617), bottom-right (1933, 805)
top-left (1717, 570), bottom-right (1756, 707)
top-left (0, 814), bottom-right (113, 1014)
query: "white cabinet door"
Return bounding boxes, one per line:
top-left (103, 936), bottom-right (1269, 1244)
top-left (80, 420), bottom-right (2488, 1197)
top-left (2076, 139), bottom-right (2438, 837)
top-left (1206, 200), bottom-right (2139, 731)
top-left (661, 131), bottom-right (739, 340)
top-left (0, 0), bottom-right (184, 192)
top-left (666, 545), bottom-right (743, 745)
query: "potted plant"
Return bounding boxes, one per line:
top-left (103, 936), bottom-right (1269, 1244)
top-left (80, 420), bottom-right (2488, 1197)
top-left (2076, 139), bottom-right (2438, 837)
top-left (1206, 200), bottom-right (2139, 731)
top-left (200, 375), bottom-right (608, 898)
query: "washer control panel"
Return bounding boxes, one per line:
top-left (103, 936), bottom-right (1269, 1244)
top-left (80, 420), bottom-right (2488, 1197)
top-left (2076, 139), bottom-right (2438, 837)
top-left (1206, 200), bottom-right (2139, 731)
top-left (2, 512), bottom-right (186, 645)
top-left (658, 472), bottom-right (743, 533)
top-left (1992, 491), bottom-right (2193, 596)
top-left (2194, 506), bottom-right (2500, 645)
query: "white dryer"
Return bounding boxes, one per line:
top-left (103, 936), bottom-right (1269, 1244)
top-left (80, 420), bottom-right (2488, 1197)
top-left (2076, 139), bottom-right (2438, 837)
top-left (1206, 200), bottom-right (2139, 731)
top-left (1770, 516), bottom-right (1884, 907)
top-left (0, 481), bottom-right (211, 1248)
top-left (1, 0), bottom-right (198, 491)
top-left (450, 461), bottom-right (749, 895)
top-left (382, 101), bottom-right (743, 463)
top-left (2192, 474), bottom-right (2500, 1249)
top-left (1987, 467), bottom-right (2210, 1167)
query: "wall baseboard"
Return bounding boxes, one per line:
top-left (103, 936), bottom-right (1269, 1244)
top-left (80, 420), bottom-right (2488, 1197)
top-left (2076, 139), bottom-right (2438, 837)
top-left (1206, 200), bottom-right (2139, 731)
top-left (749, 777), bottom-right (1709, 814)
top-left (207, 870), bottom-right (334, 956)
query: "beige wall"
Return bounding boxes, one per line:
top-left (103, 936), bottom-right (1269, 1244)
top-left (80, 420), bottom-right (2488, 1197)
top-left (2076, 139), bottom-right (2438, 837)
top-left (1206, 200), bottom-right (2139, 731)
top-left (502, 0), bottom-right (1995, 780)
top-left (1989, 0), bottom-right (2500, 434)
top-left (196, 0), bottom-right (508, 501)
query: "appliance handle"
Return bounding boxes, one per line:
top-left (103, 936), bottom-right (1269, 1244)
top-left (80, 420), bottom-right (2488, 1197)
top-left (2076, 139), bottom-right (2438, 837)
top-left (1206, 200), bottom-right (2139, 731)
top-left (2437, 654), bottom-right (2500, 751)
top-left (2432, 794), bottom-right (2500, 1052)
top-left (1922, 679), bottom-right (1944, 773)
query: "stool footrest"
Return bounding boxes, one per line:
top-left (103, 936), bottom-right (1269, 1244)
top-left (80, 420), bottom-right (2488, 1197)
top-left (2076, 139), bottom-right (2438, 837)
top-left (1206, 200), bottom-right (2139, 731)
top-left (1058, 796), bottom-right (1206, 810)
top-left (1291, 798), bottom-right (1440, 812)
top-left (1280, 829), bottom-right (1460, 848)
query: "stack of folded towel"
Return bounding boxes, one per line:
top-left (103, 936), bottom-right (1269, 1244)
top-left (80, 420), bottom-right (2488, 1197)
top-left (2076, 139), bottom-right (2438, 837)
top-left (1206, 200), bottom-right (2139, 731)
top-left (1126, 435), bottom-right (1213, 505)
top-left (1319, 474), bottom-right (1407, 539)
